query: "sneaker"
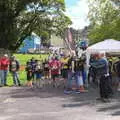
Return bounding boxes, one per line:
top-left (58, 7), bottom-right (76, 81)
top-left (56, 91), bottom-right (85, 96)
top-left (75, 90), bottom-right (81, 94)
top-left (64, 90), bottom-right (73, 94)
top-left (80, 89), bottom-right (88, 93)
top-left (102, 98), bottom-right (111, 103)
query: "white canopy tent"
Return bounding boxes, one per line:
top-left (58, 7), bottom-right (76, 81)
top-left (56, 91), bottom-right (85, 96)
top-left (87, 39), bottom-right (120, 53)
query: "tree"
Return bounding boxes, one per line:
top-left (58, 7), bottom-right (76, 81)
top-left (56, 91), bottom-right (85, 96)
top-left (111, 0), bottom-right (120, 7)
top-left (0, 0), bottom-right (72, 51)
top-left (88, 0), bottom-right (120, 44)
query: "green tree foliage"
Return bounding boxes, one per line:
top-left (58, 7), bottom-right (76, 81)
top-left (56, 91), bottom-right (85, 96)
top-left (88, 0), bottom-right (120, 44)
top-left (0, 0), bottom-right (72, 51)
top-left (111, 0), bottom-right (120, 7)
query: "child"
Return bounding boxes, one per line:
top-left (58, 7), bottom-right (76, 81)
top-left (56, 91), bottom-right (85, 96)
top-left (35, 60), bottom-right (43, 88)
top-left (60, 54), bottom-right (69, 88)
top-left (43, 59), bottom-right (49, 79)
top-left (49, 56), bottom-right (60, 87)
top-left (25, 61), bottom-right (33, 88)
top-left (30, 57), bottom-right (36, 83)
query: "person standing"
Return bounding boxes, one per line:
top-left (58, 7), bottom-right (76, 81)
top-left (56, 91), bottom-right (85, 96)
top-left (25, 61), bottom-right (33, 88)
top-left (35, 60), bottom-right (43, 88)
top-left (91, 52), bottom-right (113, 102)
top-left (43, 59), bottom-right (49, 79)
top-left (60, 54), bottom-right (69, 87)
top-left (0, 54), bottom-right (10, 86)
top-left (0, 57), bottom-right (3, 86)
top-left (9, 56), bottom-right (21, 86)
top-left (74, 55), bottom-right (86, 93)
top-left (30, 57), bottom-right (36, 82)
top-left (64, 53), bottom-right (75, 94)
top-left (114, 57), bottom-right (120, 91)
top-left (49, 56), bottom-right (60, 87)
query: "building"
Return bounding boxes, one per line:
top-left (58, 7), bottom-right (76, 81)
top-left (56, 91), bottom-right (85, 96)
top-left (50, 34), bottom-right (66, 48)
top-left (19, 33), bottom-right (41, 53)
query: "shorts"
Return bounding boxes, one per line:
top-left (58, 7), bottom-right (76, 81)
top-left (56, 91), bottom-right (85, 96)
top-left (36, 73), bottom-right (42, 79)
top-left (27, 73), bottom-right (33, 81)
top-left (44, 68), bottom-right (49, 72)
top-left (51, 74), bottom-right (59, 80)
top-left (61, 69), bottom-right (68, 79)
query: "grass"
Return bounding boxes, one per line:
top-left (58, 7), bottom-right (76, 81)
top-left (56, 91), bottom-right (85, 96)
top-left (7, 53), bottom-right (49, 86)
top-left (14, 53), bottom-right (49, 65)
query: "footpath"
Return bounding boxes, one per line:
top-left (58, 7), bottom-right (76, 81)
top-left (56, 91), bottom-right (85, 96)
top-left (0, 85), bottom-right (120, 120)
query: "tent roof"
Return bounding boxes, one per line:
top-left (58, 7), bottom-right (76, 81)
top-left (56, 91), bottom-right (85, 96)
top-left (87, 39), bottom-right (120, 53)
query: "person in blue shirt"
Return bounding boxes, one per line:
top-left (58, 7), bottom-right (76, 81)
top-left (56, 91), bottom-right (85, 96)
top-left (90, 51), bottom-right (113, 102)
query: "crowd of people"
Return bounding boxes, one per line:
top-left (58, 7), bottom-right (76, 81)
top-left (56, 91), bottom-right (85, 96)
top-left (25, 51), bottom-right (87, 94)
top-left (0, 51), bottom-right (87, 91)
top-left (0, 50), bottom-right (120, 103)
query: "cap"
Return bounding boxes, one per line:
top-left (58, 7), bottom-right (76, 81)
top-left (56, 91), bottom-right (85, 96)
top-left (4, 54), bottom-right (8, 57)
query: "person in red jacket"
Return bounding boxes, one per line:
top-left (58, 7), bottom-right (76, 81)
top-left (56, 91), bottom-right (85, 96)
top-left (0, 54), bottom-right (10, 86)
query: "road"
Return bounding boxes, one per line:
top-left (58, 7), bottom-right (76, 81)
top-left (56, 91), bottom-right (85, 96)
top-left (0, 85), bottom-right (120, 120)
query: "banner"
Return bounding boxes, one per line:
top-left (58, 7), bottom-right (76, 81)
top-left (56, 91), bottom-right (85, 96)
top-left (64, 28), bottom-right (75, 52)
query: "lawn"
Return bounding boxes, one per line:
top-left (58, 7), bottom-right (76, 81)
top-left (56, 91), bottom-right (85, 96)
top-left (14, 53), bottom-right (49, 65)
top-left (7, 53), bottom-right (49, 86)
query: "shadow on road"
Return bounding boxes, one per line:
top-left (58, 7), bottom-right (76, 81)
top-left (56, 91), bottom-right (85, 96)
top-left (8, 85), bottom-right (120, 117)
top-left (10, 86), bottom-right (68, 99)
top-left (96, 91), bottom-right (120, 116)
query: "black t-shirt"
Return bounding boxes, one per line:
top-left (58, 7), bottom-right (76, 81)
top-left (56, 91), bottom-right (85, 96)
top-left (74, 58), bottom-right (85, 71)
top-left (26, 64), bottom-right (32, 72)
top-left (67, 57), bottom-right (85, 71)
top-left (67, 57), bottom-right (74, 70)
top-left (43, 61), bottom-right (49, 71)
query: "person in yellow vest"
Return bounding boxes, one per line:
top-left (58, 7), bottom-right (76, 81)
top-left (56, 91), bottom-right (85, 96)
top-left (60, 54), bottom-right (70, 88)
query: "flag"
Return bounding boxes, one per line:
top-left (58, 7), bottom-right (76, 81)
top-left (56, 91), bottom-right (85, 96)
top-left (68, 28), bottom-right (73, 42)
top-left (67, 28), bottom-right (75, 50)
top-left (64, 28), bottom-right (75, 53)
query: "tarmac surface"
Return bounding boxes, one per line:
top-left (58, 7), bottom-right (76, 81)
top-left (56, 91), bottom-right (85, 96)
top-left (0, 85), bottom-right (120, 120)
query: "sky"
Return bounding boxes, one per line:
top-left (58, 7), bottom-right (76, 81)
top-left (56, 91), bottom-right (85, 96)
top-left (65, 0), bottom-right (89, 29)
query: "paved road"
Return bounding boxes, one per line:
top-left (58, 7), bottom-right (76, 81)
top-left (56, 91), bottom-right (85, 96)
top-left (0, 85), bottom-right (120, 120)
